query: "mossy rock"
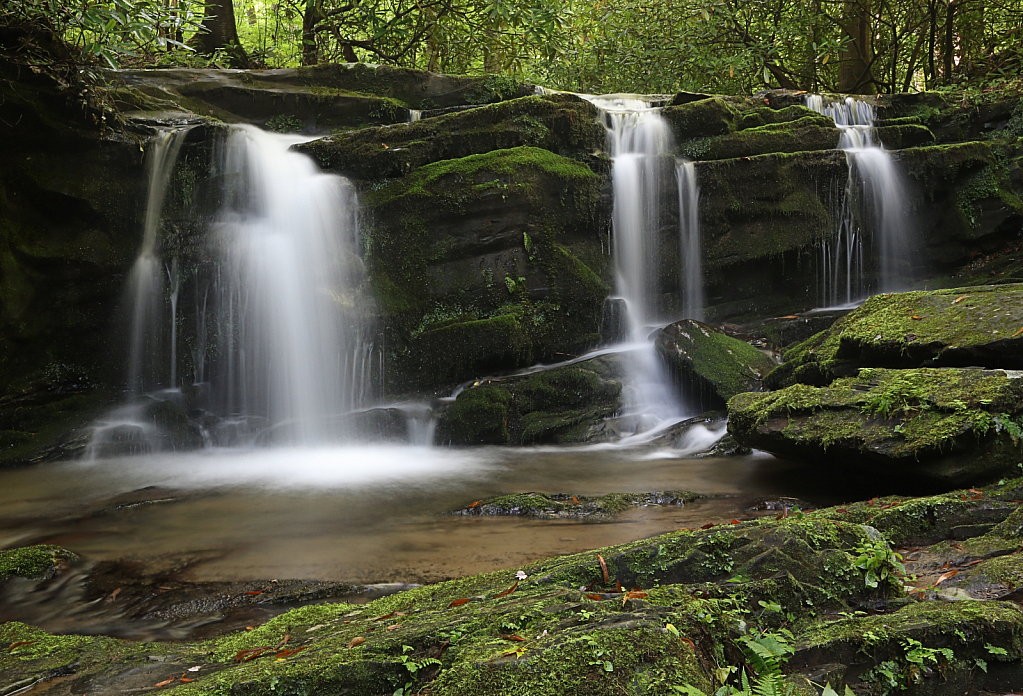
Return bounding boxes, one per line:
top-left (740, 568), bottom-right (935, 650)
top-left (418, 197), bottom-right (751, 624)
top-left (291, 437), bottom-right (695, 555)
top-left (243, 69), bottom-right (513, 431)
top-left (654, 320), bottom-right (777, 411)
top-left (729, 367), bottom-right (1023, 488)
top-left (766, 284), bottom-right (1023, 389)
top-left (0, 545), bottom-right (77, 582)
top-left (363, 146), bottom-right (610, 392)
top-left (297, 94), bottom-right (606, 179)
top-left (435, 355), bottom-right (624, 445)
top-left (451, 491), bottom-right (701, 520)
top-left (873, 123), bottom-right (935, 149)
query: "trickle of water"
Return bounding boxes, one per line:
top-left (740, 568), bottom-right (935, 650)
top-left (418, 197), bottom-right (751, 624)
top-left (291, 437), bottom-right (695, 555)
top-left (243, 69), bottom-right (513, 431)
top-left (676, 159), bottom-right (704, 321)
top-left (806, 95), bottom-right (917, 305)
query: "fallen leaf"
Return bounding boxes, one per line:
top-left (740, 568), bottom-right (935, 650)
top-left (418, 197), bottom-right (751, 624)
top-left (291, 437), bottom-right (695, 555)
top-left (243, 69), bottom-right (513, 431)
top-left (731, 519), bottom-right (740, 525)
top-left (245, 590), bottom-right (264, 595)
top-left (935, 569), bottom-right (959, 585)
top-left (382, 143), bottom-right (389, 149)
top-left (245, 626), bottom-right (254, 631)
top-left (448, 598), bottom-right (471, 607)
top-left (467, 500), bottom-right (482, 509)
top-left (153, 678), bottom-right (176, 688)
top-left (348, 637), bottom-right (366, 649)
top-left (951, 543), bottom-right (965, 550)
top-left (964, 559), bottom-right (983, 567)
top-left (597, 554), bottom-right (609, 584)
top-left (939, 561), bottom-right (951, 571)
top-left (778, 315), bottom-right (799, 319)
top-left (373, 611), bottom-right (396, 622)
top-left (234, 648), bottom-right (269, 663)
top-left (623, 591), bottom-right (648, 601)
top-left (180, 678), bottom-right (196, 683)
top-left (275, 635), bottom-right (290, 650)
top-left (495, 580), bottom-right (518, 598)
top-left (968, 488), bottom-right (984, 495)
top-left (585, 593), bottom-right (604, 601)
top-left (276, 647), bottom-right (307, 658)
top-left (1014, 326), bottom-right (1023, 338)
top-left (7, 641), bottom-right (36, 652)
top-left (680, 636), bottom-right (696, 649)
top-left (615, 579), bottom-right (623, 593)
top-left (386, 624), bottom-right (401, 631)
top-left (700, 522), bottom-right (715, 529)
top-left (953, 295), bottom-right (967, 303)
top-left (836, 508), bottom-right (848, 513)
top-left (572, 496), bottom-right (580, 504)
top-left (500, 634), bottom-right (526, 642)
top-left (911, 315), bottom-right (924, 320)
top-left (110, 587), bottom-right (122, 601)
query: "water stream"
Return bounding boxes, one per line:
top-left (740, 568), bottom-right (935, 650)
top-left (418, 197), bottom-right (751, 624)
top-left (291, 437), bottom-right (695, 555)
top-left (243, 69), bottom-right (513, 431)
top-left (806, 95), bottom-right (917, 305)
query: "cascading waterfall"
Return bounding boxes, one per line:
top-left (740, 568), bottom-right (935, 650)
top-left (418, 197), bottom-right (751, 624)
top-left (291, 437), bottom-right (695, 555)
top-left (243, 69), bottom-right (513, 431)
top-left (806, 95), bottom-right (916, 305)
top-left (93, 124), bottom-right (375, 454)
top-left (676, 159), bottom-right (704, 321)
top-left (586, 96), bottom-right (685, 430)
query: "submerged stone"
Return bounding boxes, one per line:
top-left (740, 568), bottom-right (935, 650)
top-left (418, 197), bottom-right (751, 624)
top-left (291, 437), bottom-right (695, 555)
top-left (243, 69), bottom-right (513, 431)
top-left (654, 319), bottom-right (777, 410)
top-left (766, 284), bottom-right (1023, 389)
top-left (729, 367), bottom-right (1023, 488)
top-left (450, 491), bottom-right (701, 520)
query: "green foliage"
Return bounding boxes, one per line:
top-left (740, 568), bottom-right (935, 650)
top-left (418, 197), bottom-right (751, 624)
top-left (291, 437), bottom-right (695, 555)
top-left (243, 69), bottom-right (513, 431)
top-left (264, 114), bottom-right (303, 133)
top-left (853, 538), bottom-right (907, 592)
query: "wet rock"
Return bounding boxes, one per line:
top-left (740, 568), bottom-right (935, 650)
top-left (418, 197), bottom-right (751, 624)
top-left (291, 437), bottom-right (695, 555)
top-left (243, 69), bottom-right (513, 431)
top-left (450, 491), bottom-right (702, 520)
top-left (729, 367), bottom-right (1023, 489)
top-left (654, 319), bottom-right (777, 410)
top-left (721, 307), bottom-right (853, 353)
top-left (435, 354), bottom-right (624, 446)
top-left (0, 546), bottom-right (77, 582)
top-left (765, 284), bottom-right (1023, 389)
top-left (297, 93), bottom-right (606, 179)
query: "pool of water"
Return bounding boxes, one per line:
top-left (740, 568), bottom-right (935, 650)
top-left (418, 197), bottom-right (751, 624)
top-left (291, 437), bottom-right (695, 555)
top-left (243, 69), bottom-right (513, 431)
top-left (0, 443), bottom-right (833, 585)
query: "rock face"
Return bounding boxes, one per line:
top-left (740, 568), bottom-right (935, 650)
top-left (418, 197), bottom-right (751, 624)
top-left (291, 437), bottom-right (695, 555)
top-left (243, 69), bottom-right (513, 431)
top-left (729, 367), bottom-right (1023, 488)
top-left (654, 319), bottom-right (776, 410)
top-left (435, 355), bottom-right (624, 445)
top-left (766, 284), bottom-right (1023, 389)
top-left (4, 479), bottom-right (1023, 695)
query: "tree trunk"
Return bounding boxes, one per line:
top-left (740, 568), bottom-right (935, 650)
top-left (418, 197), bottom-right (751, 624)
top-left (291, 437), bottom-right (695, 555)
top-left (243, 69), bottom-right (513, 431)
top-left (302, 0), bottom-right (321, 65)
top-left (943, 0), bottom-right (957, 81)
top-left (838, 0), bottom-right (875, 93)
top-left (193, 0), bottom-right (248, 67)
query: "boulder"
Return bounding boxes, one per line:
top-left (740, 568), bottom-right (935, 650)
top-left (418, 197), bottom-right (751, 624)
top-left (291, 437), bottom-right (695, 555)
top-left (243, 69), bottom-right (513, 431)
top-left (0, 545), bottom-right (77, 582)
top-left (297, 93), bottom-right (607, 179)
top-left (364, 146), bottom-right (612, 391)
top-left (766, 284), bottom-right (1023, 389)
top-left (729, 367), bottom-right (1023, 488)
top-left (654, 319), bottom-right (776, 410)
top-left (435, 354), bottom-right (624, 445)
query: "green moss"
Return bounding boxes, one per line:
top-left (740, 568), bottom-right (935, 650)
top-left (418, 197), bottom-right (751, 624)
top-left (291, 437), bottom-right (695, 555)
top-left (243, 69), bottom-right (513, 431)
top-left (0, 545), bottom-right (77, 581)
top-left (452, 491), bottom-right (701, 520)
top-left (436, 384), bottom-right (513, 444)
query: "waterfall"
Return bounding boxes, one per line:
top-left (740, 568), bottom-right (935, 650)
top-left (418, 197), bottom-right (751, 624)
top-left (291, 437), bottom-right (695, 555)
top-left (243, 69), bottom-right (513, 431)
top-left (586, 96), bottom-right (685, 431)
top-left (676, 159), bottom-right (704, 321)
top-left (806, 95), bottom-right (916, 305)
top-left (127, 128), bottom-right (190, 396)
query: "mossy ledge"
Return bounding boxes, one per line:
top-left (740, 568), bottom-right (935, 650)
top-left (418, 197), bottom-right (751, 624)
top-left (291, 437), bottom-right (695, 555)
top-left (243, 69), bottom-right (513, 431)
top-left (5, 480), bottom-right (1023, 694)
top-left (729, 367), bottom-right (1023, 488)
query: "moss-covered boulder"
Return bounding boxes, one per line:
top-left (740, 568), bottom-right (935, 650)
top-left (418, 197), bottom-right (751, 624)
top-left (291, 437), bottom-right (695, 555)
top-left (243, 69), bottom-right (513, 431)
top-left (451, 491), bottom-right (701, 520)
top-left (729, 367), bottom-right (1023, 488)
top-left (297, 94), bottom-right (606, 179)
top-left (364, 146), bottom-right (611, 391)
top-left (435, 355), bottom-right (623, 445)
top-left (0, 545), bottom-right (77, 582)
top-left (654, 319), bottom-right (776, 410)
top-left (766, 285), bottom-right (1023, 389)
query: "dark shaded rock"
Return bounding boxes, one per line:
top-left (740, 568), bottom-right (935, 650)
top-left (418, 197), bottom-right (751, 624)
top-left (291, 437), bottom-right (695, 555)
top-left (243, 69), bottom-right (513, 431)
top-left (363, 146), bottom-right (611, 391)
top-left (729, 367), bottom-right (1023, 488)
top-left (669, 91), bottom-right (714, 106)
top-left (721, 307), bottom-right (852, 354)
top-left (879, 90), bottom-right (1023, 143)
top-left (654, 319), bottom-right (777, 410)
top-left (435, 354), bottom-right (624, 445)
top-left (766, 285), bottom-right (1023, 390)
top-left (297, 94), bottom-right (606, 179)
top-left (450, 491), bottom-right (701, 520)
top-left (873, 123), bottom-right (935, 149)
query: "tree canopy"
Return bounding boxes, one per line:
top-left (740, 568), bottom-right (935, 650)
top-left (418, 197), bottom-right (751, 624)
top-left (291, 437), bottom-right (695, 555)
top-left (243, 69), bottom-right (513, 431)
top-left (2, 0), bottom-right (1022, 96)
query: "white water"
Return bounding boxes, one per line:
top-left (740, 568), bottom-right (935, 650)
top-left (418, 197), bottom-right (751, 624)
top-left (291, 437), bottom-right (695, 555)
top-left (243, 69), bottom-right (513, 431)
top-left (585, 96), bottom-right (685, 431)
top-left (676, 159), bottom-right (704, 321)
top-left (806, 95), bottom-right (916, 304)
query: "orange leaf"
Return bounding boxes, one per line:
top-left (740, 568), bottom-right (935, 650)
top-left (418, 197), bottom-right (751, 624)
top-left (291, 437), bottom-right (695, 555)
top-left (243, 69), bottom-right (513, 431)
top-left (180, 678), bottom-right (196, 683)
top-left (964, 559), bottom-right (983, 567)
top-left (276, 647), bottom-right (307, 658)
top-left (597, 554), bottom-right (609, 584)
top-left (110, 587), bottom-right (122, 601)
top-left (495, 580), bottom-right (518, 598)
top-left (953, 295), bottom-right (967, 304)
top-left (680, 636), bottom-right (695, 649)
top-left (500, 634), bottom-right (526, 642)
top-left (585, 593), bottom-right (604, 601)
top-left (730, 519), bottom-right (740, 525)
top-left (7, 641), bottom-right (36, 652)
top-left (467, 500), bottom-right (482, 508)
top-left (572, 496), bottom-right (580, 504)
top-left (382, 143), bottom-right (389, 149)
top-left (911, 315), bottom-right (924, 320)
top-left (245, 626), bottom-right (254, 631)
top-left (778, 315), bottom-right (799, 319)
top-left (275, 635), bottom-right (291, 650)
top-left (386, 624), bottom-right (401, 631)
top-left (700, 522), bottom-right (715, 529)
top-left (233, 648), bottom-right (269, 663)
top-left (616, 580), bottom-right (623, 593)
top-left (623, 591), bottom-right (648, 600)
top-left (245, 590), bottom-right (264, 595)
top-left (968, 488), bottom-right (984, 495)
top-left (1014, 326), bottom-right (1023, 338)
top-left (154, 678), bottom-right (176, 688)
top-left (348, 637), bottom-right (366, 649)
top-left (935, 569), bottom-right (959, 585)
top-left (836, 508), bottom-right (848, 513)
top-left (448, 598), bottom-right (471, 607)
top-left (374, 611), bottom-right (396, 622)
